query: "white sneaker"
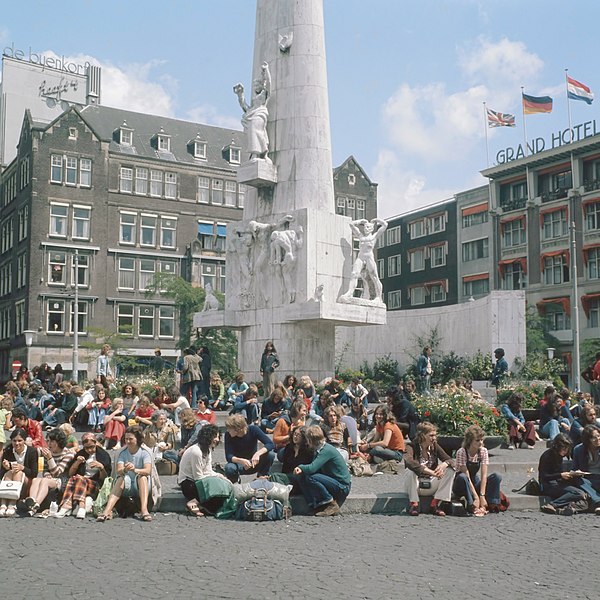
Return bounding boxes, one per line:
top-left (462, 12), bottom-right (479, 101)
top-left (114, 443), bottom-right (121, 450)
top-left (54, 507), bottom-right (70, 519)
top-left (75, 506), bottom-right (86, 519)
top-left (0, 505), bottom-right (6, 517)
top-left (507, 444), bottom-right (516, 450)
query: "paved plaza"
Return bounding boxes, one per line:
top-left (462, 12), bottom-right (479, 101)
top-left (1, 510), bottom-right (597, 599)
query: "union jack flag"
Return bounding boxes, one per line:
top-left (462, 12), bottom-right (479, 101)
top-left (486, 108), bottom-right (516, 128)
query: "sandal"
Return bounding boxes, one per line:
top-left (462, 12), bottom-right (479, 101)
top-left (186, 501), bottom-right (204, 518)
top-left (408, 503), bottom-right (419, 516)
top-left (96, 513), bottom-right (112, 522)
top-left (429, 506), bottom-right (446, 517)
top-left (141, 513), bottom-right (153, 522)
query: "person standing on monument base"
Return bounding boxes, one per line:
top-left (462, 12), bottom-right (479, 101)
top-left (260, 341), bottom-right (279, 399)
top-left (491, 348), bottom-right (509, 387)
top-left (416, 347), bottom-right (433, 394)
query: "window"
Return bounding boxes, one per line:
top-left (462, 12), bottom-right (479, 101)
top-left (70, 301), bottom-right (88, 335)
top-left (410, 287), bottom-right (425, 305)
top-left (158, 260), bottom-right (177, 276)
top-left (139, 305), bottom-right (155, 337)
top-left (159, 306), bottom-right (175, 338)
top-left (120, 128), bottom-right (133, 146)
top-left (348, 173), bottom-right (356, 186)
top-left (377, 258), bottom-right (384, 278)
top-left (120, 213), bottom-right (136, 244)
top-left (72, 254), bottom-right (89, 287)
top-left (51, 155), bottom-right (63, 183)
top-left (230, 147), bottom-right (241, 164)
top-left (503, 261), bottom-right (526, 290)
top-left (224, 181), bottom-right (237, 206)
top-left (140, 215), bottom-right (157, 246)
top-left (499, 180), bottom-right (528, 209)
top-left (542, 209), bottom-right (568, 240)
top-left (65, 157), bottom-right (77, 185)
top-left (201, 264), bottom-right (216, 290)
top-left (356, 199), bottom-right (365, 220)
top-left (502, 219), bottom-right (526, 248)
top-left (462, 210), bottom-right (488, 228)
top-left (347, 198), bottom-right (355, 211)
top-left (118, 257), bottom-right (135, 289)
top-left (68, 127), bottom-right (78, 140)
top-left (160, 217), bottom-right (176, 248)
top-left (410, 249), bottom-right (425, 272)
top-left (17, 253), bottom-right (27, 288)
top-left (79, 159), bottom-right (92, 187)
top-left (194, 141), bottom-right (207, 159)
top-left (463, 277), bottom-right (489, 297)
top-left (409, 220), bottom-right (425, 239)
top-left (388, 254), bottom-right (401, 277)
top-left (589, 299), bottom-right (600, 328)
top-left (1, 219), bottom-right (13, 253)
top-left (0, 306), bottom-right (10, 340)
top-left (0, 263), bottom-right (12, 296)
top-left (198, 177), bottom-right (210, 203)
top-left (47, 300), bottom-right (65, 333)
top-left (386, 227), bottom-right (401, 246)
top-left (164, 172), bottom-right (177, 199)
top-left (588, 248), bottom-right (600, 280)
top-left (49, 252), bottom-right (67, 284)
top-left (216, 224), bottom-right (227, 252)
top-left (18, 206), bottom-right (28, 241)
top-left (430, 244), bottom-right (446, 268)
top-left (429, 214), bottom-right (446, 233)
top-left (212, 179), bottom-right (223, 205)
top-left (546, 305), bottom-right (570, 331)
top-left (72, 206), bottom-right (91, 240)
top-left (119, 167), bottom-right (133, 193)
top-left (238, 184), bottom-right (246, 208)
top-left (135, 168), bottom-right (148, 195)
top-left (117, 304), bottom-right (134, 336)
top-left (198, 222), bottom-right (214, 250)
top-left (19, 156), bottom-right (30, 190)
top-left (585, 201), bottom-right (600, 231)
top-left (462, 238), bottom-right (489, 261)
top-left (157, 135), bottom-right (170, 152)
top-left (538, 169), bottom-right (572, 202)
top-left (139, 259), bottom-right (155, 290)
top-left (336, 197), bottom-right (346, 216)
top-left (543, 255), bottom-right (569, 285)
top-left (387, 290), bottom-right (401, 309)
top-left (150, 170), bottom-right (163, 197)
top-left (50, 204), bottom-right (68, 237)
top-left (430, 283), bottom-right (446, 303)
top-left (15, 300), bottom-right (25, 336)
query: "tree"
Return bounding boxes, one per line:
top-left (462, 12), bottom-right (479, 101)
top-left (79, 326), bottom-right (140, 376)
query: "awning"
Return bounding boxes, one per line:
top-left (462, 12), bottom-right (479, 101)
top-left (462, 202), bottom-right (488, 217)
top-left (462, 273), bottom-right (489, 283)
top-left (500, 215), bottom-right (526, 232)
top-left (536, 297), bottom-right (570, 315)
top-left (424, 279), bottom-right (448, 292)
top-left (582, 196), bottom-right (600, 207)
top-left (581, 293), bottom-right (600, 317)
top-left (540, 249), bottom-right (569, 271)
top-left (498, 257), bottom-right (527, 277)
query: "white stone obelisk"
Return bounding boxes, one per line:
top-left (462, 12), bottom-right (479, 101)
top-left (195, 0), bottom-right (385, 382)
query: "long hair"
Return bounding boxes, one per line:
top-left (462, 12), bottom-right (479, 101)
top-left (197, 424), bottom-right (219, 454)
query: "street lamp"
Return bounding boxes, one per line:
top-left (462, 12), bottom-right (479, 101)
top-left (546, 347), bottom-right (555, 360)
top-left (23, 329), bottom-right (36, 370)
top-left (72, 249), bottom-right (80, 383)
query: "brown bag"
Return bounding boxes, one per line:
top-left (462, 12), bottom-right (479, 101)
top-left (155, 459), bottom-right (177, 476)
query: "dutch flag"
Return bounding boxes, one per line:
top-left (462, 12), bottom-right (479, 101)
top-left (567, 76), bottom-right (594, 105)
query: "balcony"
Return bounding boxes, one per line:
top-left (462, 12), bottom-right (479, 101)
top-left (540, 188), bottom-right (569, 203)
top-left (499, 197), bottom-right (527, 212)
top-left (584, 179), bottom-right (600, 193)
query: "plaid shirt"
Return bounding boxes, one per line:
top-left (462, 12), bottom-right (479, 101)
top-left (455, 446), bottom-right (489, 470)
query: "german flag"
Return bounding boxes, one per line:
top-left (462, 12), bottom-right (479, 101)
top-left (522, 93), bottom-right (553, 115)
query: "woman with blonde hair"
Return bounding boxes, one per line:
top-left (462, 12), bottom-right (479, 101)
top-left (104, 397), bottom-right (127, 449)
top-left (320, 405), bottom-right (350, 460)
top-left (403, 422), bottom-right (455, 516)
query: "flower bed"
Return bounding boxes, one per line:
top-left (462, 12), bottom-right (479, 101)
top-left (495, 382), bottom-right (547, 410)
top-left (413, 385), bottom-right (505, 437)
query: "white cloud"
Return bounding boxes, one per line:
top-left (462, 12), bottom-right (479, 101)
top-left (186, 104), bottom-right (240, 129)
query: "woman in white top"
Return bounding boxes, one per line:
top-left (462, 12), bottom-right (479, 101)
top-left (178, 424), bottom-right (226, 517)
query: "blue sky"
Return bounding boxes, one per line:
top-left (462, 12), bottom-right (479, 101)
top-left (2, 1), bottom-right (599, 218)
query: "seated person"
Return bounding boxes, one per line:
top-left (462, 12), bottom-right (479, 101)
top-left (273, 401), bottom-right (308, 458)
top-left (144, 410), bottom-right (179, 465)
top-left (230, 385), bottom-right (260, 425)
top-left (320, 405), bottom-right (351, 461)
top-left (223, 414), bottom-right (275, 483)
top-left (22, 428), bottom-right (75, 516)
top-left (539, 433), bottom-right (600, 515)
top-left (261, 389), bottom-right (289, 432)
top-left (348, 396), bottom-right (369, 432)
top-left (282, 374), bottom-right (298, 401)
top-left (196, 396), bottom-right (217, 425)
top-left (297, 375), bottom-right (316, 402)
top-left (209, 373), bottom-right (227, 411)
top-left (178, 424), bottom-right (228, 517)
top-left (103, 398), bottom-right (127, 450)
top-left (501, 392), bottom-right (536, 450)
top-left (294, 388), bottom-right (311, 413)
top-left (360, 406), bottom-right (405, 464)
top-left (0, 428), bottom-right (39, 517)
top-left (570, 404), bottom-right (597, 446)
top-left (11, 407), bottom-right (47, 448)
top-left (403, 422), bottom-right (455, 516)
top-left (452, 425), bottom-right (503, 515)
top-left (309, 391), bottom-right (334, 424)
top-left (134, 396), bottom-right (156, 429)
top-left (344, 378), bottom-right (368, 409)
top-left (162, 385), bottom-right (191, 426)
top-left (227, 372), bottom-right (249, 405)
top-left (87, 386), bottom-right (111, 433)
top-left (279, 426), bottom-right (314, 494)
top-left (572, 425), bottom-right (600, 498)
top-left (323, 378), bottom-right (344, 405)
top-left (386, 386), bottom-right (419, 440)
top-left (293, 425), bottom-right (352, 516)
top-left (540, 393), bottom-right (573, 440)
top-left (178, 408), bottom-right (205, 458)
top-left (96, 426), bottom-right (153, 522)
top-left (55, 432), bottom-right (112, 519)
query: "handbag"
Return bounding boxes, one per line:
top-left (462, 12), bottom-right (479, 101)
top-left (0, 480), bottom-right (23, 500)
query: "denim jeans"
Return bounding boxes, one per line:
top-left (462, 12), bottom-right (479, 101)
top-left (541, 418), bottom-right (570, 440)
top-left (224, 450), bottom-right (275, 483)
top-left (369, 446), bottom-right (403, 464)
top-left (542, 481), bottom-right (587, 508)
top-left (230, 402), bottom-right (259, 425)
top-left (453, 472), bottom-right (502, 505)
top-left (297, 472), bottom-right (351, 509)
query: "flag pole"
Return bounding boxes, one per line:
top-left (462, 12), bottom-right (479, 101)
top-left (483, 102), bottom-right (490, 167)
top-left (521, 86), bottom-right (528, 156)
top-left (565, 69), bottom-right (574, 143)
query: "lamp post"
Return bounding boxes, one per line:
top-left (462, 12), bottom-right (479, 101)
top-left (23, 329), bottom-right (35, 370)
top-left (546, 347), bottom-right (555, 360)
top-left (72, 249), bottom-right (80, 383)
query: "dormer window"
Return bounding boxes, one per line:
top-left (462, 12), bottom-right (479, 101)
top-left (222, 141), bottom-right (241, 164)
top-left (153, 127), bottom-right (171, 152)
top-left (194, 140), bottom-right (207, 159)
top-left (117, 121), bottom-right (134, 146)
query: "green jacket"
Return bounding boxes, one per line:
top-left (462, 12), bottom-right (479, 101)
top-left (299, 443), bottom-right (351, 486)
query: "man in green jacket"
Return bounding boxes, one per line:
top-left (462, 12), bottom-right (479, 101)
top-left (294, 425), bottom-right (351, 516)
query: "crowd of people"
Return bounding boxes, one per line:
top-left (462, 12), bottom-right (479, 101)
top-left (1, 342), bottom-right (600, 520)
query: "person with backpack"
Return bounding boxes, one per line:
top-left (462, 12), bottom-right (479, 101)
top-left (293, 425), bottom-right (351, 517)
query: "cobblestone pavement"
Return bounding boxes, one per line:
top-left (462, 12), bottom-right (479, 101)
top-left (1, 511), bottom-right (598, 599)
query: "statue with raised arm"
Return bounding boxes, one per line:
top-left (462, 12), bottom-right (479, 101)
top-left (270, 215), bottom-right (303, 304)
top-left (340, 218), bottom-right (388, 303)
top-left (233, 61), bottom-right (271, 161)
